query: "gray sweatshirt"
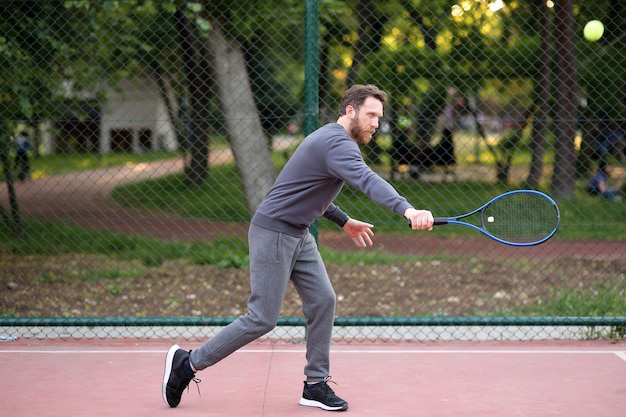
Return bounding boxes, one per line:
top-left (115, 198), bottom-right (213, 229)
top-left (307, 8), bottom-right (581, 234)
top-left (251, 123), bottom-right (413, 237)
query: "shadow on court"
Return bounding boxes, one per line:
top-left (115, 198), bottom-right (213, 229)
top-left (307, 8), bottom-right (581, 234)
top-left (1, 338), bottom-right (625, 417)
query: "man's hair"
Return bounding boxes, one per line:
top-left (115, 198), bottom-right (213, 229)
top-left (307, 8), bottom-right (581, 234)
top-left (339, 84), bottom-right (387, 116)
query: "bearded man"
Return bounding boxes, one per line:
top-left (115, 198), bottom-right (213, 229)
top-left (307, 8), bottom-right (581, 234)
top-left (163, 84), bottom-right (434, 412)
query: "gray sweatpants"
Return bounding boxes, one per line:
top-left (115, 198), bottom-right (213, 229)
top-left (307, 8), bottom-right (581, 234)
top-left (189, 223), bottom-right (337, 382)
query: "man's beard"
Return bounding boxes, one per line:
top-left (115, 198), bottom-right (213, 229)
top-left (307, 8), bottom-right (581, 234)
top-left (349, 116), bottom-right (374, 144)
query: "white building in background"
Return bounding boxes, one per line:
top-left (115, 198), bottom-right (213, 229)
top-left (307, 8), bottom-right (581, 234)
top-left (100, 77), bottom-right (177, 153)
top-left (40, 76), bottom-right (178, 155)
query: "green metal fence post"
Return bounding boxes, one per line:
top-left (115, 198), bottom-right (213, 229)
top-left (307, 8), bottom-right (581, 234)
top-left (304, 0), bottom-right (319, 243)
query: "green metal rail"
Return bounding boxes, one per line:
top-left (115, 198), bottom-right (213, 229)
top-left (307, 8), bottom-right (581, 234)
top-left (2, 316), bottom-right (625, 327)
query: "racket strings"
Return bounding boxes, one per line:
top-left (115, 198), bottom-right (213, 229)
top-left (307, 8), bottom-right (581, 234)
top-left (482, 193), bottom-right (559, 244)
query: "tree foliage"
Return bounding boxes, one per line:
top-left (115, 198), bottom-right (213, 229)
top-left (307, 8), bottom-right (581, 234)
top-left (2, 0), bottom-right (625, 213)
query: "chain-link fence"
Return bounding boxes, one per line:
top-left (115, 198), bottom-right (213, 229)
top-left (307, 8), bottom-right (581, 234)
top-left (1, 0), bottom-right (624, 342)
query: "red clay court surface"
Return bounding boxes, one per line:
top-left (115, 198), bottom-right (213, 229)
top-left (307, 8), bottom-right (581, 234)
top-left (2, 338), bottom-right (625, 417)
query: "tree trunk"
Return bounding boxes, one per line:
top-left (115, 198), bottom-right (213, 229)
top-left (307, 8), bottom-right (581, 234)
top-left (0, 128), bottom-right (27, 240)
top-left (206, 21), bottom-right (276, 215)
top-left (415, 87), bottom-right (446, 147)
top-left (405, 2), bottom-right (438, 52)
top-left (551, 0), bottom-right (578, 199)
top-left (151, 60), bottom-right (187, 153)
top-left (176, 7), bottom-right (212, 187)
top-left (526, 0), bottom-right (551, 188)
top-left (346, 0), bottom-right (385, 87)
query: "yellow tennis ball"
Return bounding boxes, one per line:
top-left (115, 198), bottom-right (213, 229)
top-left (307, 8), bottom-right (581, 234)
top-left (584, 20), bottom-right (604, 42)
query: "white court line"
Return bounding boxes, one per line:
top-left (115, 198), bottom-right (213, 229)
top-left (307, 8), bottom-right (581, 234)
top-left (0, 349), bottom-right (625, 355)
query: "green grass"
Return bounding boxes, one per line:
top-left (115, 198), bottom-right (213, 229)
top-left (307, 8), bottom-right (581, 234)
top-left (525, 282), bottom-right (626, 317)
top-left (110, 162), bottom-right (626, 240)
top-left (0, 218), bottom-right (415, 269)
top-left (6, 138), bottom-right (624, 240)
top-left (2, 145), bottom-right (624, 243)
top-left (2, 150), bottom-right (181, 181)
top-left (509, 282), bottom-right (626, 339)
top-left (112, 164), bottom-right (249, 220)
top-left (1, 219), bottom-right (261, 269)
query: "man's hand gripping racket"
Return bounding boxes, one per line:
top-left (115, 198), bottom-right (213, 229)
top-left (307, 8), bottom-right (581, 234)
top-left (409, 190), bottom-right (560, 247)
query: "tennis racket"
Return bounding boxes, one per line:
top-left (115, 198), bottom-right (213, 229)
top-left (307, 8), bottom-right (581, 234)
top-left (410, 190), bottom-right (560, 246)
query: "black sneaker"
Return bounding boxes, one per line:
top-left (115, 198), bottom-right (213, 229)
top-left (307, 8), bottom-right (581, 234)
top-left (162, 344), bottom-right (200, 407)
top-left (299, 376), bottom-right (349, 411)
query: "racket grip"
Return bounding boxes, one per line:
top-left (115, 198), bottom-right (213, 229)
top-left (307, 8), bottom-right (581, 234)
top-left (407, 218), bottom-right (449, 227)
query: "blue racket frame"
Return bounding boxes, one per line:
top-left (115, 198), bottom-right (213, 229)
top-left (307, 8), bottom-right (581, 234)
top-left (422, 190), bottom-right (560, 247)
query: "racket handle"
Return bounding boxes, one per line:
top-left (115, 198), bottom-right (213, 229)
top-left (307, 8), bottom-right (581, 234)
top-left (407, 218), bottom-right (449, 228)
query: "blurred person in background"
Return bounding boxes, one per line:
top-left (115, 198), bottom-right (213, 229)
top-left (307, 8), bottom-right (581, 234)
top-left (14, 131), bottom-right (32, 181)
top-left (587, 163), bottom-right (623, 201)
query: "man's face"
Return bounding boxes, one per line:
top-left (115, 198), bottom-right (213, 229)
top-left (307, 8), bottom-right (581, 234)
top-left (347, 96), bottom-right (383, 144)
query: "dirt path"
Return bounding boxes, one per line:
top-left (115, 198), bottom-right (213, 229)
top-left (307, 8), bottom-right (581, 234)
top-left (1, 157), bottom-right (624, 260)
top-left (0, 156), bottom-right (248, 241)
